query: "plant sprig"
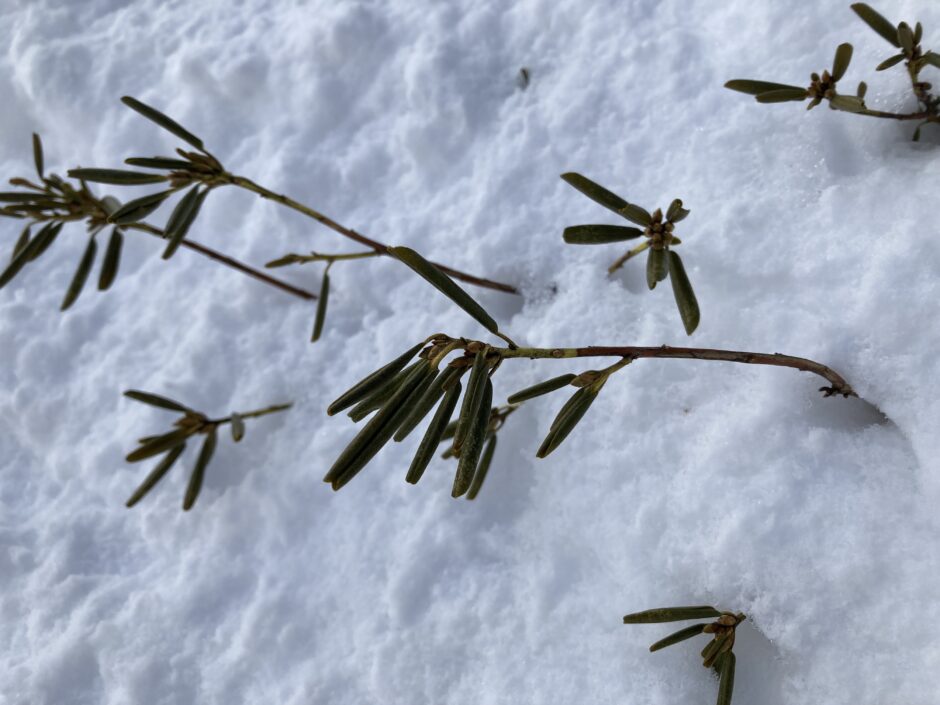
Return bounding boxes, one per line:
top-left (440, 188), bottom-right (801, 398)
top-left (0, 135), bottom-right (317, 307)
top-left (623, 605), bottom-right (745, 705)
top-left (561, 172), bottom-right (699, 335)
top-left (726, 4), bottom-right (940, 140)
top-left (123, 390), bottom-right (291, 510)
top-left (318, 253), bottom-right (854, 496)
top-left (54, 95), bottom-right (518, 339)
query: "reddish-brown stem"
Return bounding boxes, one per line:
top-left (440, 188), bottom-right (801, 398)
top-left (228, 174), bottom-right (519, 295)
top-left (860, 109), bottom-right (935, 121)
top-left (127, 222), bottom-right (317, 300)
top-left (499, 344), bottom-right (855, 397)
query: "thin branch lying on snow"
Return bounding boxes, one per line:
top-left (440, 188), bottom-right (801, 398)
top-left (726, 3), bottom-right (940, 141)
top-left (122, 390), bottom-right (292, 511)
top-left (0, 142), bottom-right (319, 304)
top-left (319, 245), bottom-right (855, 498)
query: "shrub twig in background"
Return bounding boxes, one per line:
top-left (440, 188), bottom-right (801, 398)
top-left (123, 390), bottom-right (291, 510)
top-left (561, 172), bottom-right (699, 335)
top-left (0, 135), bottom-right (317, 305)
top-left (726, 3), bottom-right (940, 140)
top-left (623, 605), bottom-right (745, 705)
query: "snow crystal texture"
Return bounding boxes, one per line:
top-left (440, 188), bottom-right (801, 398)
top-left (1, 0), bottom-right (939, 703)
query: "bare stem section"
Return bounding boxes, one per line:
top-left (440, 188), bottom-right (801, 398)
top-left (497, 344), bottom-right (855, 397)
top-left (227, 174), bottom-right (519, 295)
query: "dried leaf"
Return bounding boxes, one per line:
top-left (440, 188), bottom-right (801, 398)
top-left (406, 379), bottom-right (463, 485)
top-left (466, 433), bottom-right (497, 500)
top-left (623, 606), bottom-right (721, 623)
top-left (832, 43), bottom-right (854, 81)
top-left (121, 96), bottom-right (205, 150)
top-left (389, 246), bottom-right (500, 336)
top-left (60, 235), bottom-right (98, 311)
top-left (507, 373), bottom-right (576, 404)
top-left (850, 3), bottom-right (901, 47)
top-left (327, 342), bottom-right (425, 415)
top-left (162, 186), bottom-right (208, 259)
top-left (98, 228), bottom-right (123, 291)
top-left (125, 444), bottom-right (186, 507)
top-left (668, 251), bottom-right (700, 335)
top-left (124, 389), bottom-right (190, 412)
top-left (560, 172), bottom-right (629, 214)
top-left (649, 624), bottom-right (707, 652)
top-left (183, 427), bottom-right (217, 510)
top-left (67, 168), bottom-right (167, 185)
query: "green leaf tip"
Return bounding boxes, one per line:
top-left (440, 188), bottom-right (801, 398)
top-left (389, 246), bottom-right (500, 337)
top-left (755, 88), bottom-right (809, 103)
top-left (668, 251), bottom-right (699, 335)
top-left (850, 3), bottom-right (901, 47)
top-left (183, 427), bottom-right (217, 510)
top-left (60, 235), bottom-right (98, 311)
top-left (32, 133), bottom-right (44, 179)
top-left (67, 168), bottom-right (168, 185)
top-left (724, 79), bottom-right (805, 95)
top-left (125, 444), bottom-right (186, 508)
top-left (311, 273), bottom-right (330, 342)
top-left (123, 389), bottom-right (190, 412)
top-left (121, 96), bottom-right (206, 150)
top-left (832, 43), bottom-right (853, 82)
top-left (622, 606), bottom-right (721, 623)
top-left (649, 623), bottom-right (707, 652)
top-left (561, 172), bottom-right (629, 214)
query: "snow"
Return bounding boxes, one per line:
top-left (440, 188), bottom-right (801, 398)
top-left (2, 0), bottom-right (939, 703)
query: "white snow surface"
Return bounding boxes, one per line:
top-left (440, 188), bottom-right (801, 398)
top-left (1, 0), bottom-right (939, 703)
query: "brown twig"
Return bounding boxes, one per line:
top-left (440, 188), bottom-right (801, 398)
top-left (226, 174), bottom-right (519, 295)
top-left (496, 343), bottom-right (855, 397)
top-left (126, 222), bottom-right (317, 301)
